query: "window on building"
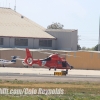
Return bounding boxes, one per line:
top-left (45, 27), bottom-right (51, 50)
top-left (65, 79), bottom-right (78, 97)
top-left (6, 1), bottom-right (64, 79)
top-left (15, 38), bottom-right (28, 46)
top-left (0, 38), bottom-right (3, 45)
top-left (39, 40), bottom-right (52, 47)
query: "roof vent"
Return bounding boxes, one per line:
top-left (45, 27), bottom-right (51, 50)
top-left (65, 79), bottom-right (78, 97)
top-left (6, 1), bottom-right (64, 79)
top-left (21, 15), bottom-right (24, 18)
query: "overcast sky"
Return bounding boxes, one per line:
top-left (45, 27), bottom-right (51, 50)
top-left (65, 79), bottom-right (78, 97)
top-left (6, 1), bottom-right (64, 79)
top-left (0, 0), bottom-right (99, 48)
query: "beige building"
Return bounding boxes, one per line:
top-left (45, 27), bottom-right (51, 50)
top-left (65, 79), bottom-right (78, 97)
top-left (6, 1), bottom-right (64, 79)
top-left (46, 29), bottom-right (78, 50)
top-left (0, 7), bottom-right (78, 51)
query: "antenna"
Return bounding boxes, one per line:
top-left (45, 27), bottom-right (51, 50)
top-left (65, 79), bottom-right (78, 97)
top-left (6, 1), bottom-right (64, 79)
top-left (6, 0), bottom-right (7, 8)
top-left (9, 3), bottom-right (10, 8)
top-left (14, 0), bottom-right (16, 11)
top-left (3, 1), bottom-right (4, 7)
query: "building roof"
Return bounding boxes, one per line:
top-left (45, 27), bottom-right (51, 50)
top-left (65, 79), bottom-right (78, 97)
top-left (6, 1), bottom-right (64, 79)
top-left (45, 29), bottom-right (77, 32)
top-left (0, 8), bottom-right (55, 39)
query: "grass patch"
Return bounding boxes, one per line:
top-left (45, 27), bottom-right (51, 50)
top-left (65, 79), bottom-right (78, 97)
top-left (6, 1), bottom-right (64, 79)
top-left (0, 80), bottom-right (100, 100)
top-left (0, 95), bottom-right (100, 100)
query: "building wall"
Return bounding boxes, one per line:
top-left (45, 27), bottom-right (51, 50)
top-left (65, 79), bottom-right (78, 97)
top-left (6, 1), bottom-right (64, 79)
top-left (0, 37), bottom-right (56, 49)
top-left (46, 30), bottom-right (78, 51)
top-left (34, 39), bottom-right (39, 49)
top-left (4, 37), bottom-right (10, 48)
top-left (70, 32), bottom-right (78, 51)
top-left (0, 49), bottom-right (65, 67)
top-left (66, 51), bottom-right (100, 70)
top-left (33, 39), bottom-right (56, 49)
top-left (9, 37), bottom-right (34, 48)
top-left (0, 49), bottom-right (100, 70)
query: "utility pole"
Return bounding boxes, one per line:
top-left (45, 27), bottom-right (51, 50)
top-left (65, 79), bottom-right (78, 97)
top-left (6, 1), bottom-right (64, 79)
top-left (98, 17), bottom-right (100, 51)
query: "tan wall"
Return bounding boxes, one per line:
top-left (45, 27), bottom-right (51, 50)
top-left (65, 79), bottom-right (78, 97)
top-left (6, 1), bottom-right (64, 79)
top-left (1, 49), bottom-right (100, 70)
top-left (0, 50), bottom-right (26, 67)
top-left (0, 49), bottom-right (65, 67)
top-left (66, 51), bottom-right (100, 70)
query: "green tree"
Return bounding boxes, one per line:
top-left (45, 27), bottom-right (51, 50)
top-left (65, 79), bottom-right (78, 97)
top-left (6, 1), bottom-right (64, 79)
top-left (81, 47), bottom-right (87, 50)
top-left (47, 22), bottom-right (64, 29)
top-left (81, 47), bottom-right (94, 51)
top-left (77, 44), bottom-right (81, 50)
top-left (92, 44), bottom-right (98, 51)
